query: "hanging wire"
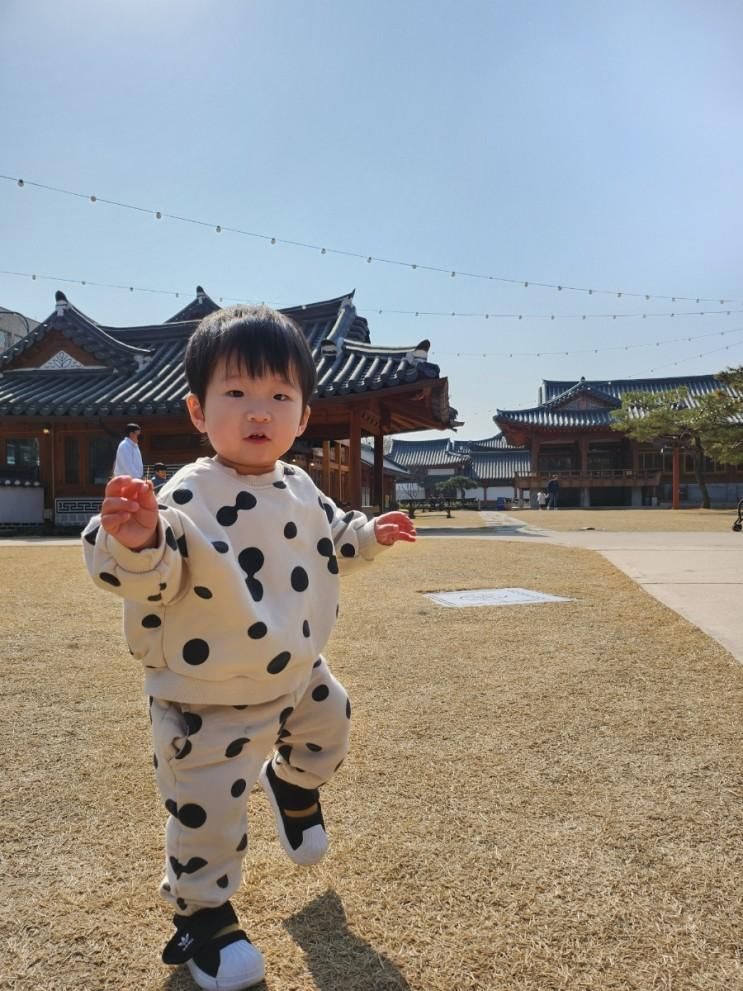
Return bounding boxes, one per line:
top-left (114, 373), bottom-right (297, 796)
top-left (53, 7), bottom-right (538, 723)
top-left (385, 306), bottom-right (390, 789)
top-left (2, 172), bottom-right (740, 305)
top-left (0, 267), bottom-right (739, 326)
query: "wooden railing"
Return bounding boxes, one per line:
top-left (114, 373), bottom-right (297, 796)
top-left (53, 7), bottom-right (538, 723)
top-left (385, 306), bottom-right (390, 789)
top-left (515, 469), bottom-right (661, 487)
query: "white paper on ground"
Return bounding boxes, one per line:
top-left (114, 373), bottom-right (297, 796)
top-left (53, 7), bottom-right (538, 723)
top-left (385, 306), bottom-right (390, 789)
top-left (424, 587), bottom-right (574, 608)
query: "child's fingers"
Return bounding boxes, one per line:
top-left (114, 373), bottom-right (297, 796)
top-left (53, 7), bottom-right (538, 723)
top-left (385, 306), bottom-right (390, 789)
top-left (102, 495), bottom-right (141, 515)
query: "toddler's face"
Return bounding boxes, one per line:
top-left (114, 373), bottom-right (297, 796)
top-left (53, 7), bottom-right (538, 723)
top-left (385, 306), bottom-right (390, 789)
top-left (186, 357), bottom-right (310, 475)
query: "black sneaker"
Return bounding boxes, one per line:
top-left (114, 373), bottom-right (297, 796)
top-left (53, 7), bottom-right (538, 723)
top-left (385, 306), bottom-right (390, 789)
top-left (259, 759), bottom-right (328, 866)
top-left (162, 902), bottom-right (264, 990)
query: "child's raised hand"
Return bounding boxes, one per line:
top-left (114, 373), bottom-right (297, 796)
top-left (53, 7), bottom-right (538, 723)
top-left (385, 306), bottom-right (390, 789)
top-left (373, 511), bottom-right (417, 545)
top-left (100, 476), bottom-right (160, 550)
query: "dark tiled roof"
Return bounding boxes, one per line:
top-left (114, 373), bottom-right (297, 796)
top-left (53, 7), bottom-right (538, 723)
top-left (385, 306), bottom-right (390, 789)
top-left (0, 290), bottom-right (454, 423)
top-left (360, 444), bottom-right (410, 477)
top-left (469, 449), bottom-right (531, 481)
top-left (388, 438), bottom-right (466, 468)
top-left (540, 374), bottom-right (736, 405)
top-left (388, 435), bottom-right (529, 480)
top-left (496, 374), bottom-right (742, 431)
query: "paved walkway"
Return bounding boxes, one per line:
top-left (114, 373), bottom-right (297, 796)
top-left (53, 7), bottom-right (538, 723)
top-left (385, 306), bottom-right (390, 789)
top-left (473, 513), bottom-right (743, 664)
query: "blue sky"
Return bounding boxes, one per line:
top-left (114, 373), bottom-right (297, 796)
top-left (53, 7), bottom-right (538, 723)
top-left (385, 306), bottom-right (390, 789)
top-left (2, 0), bottom-right (742, 439)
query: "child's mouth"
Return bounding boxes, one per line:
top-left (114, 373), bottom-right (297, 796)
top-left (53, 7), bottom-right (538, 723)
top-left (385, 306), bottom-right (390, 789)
top-left (246, 433), bottom-right (270, 442)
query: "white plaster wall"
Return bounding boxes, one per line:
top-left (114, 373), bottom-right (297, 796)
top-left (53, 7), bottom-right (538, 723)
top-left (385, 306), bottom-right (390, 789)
top-left (0, 487), bottom-right (45, 523)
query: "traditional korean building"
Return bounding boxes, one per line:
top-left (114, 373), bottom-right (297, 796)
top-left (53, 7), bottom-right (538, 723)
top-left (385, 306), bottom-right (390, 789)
top-left (389, 433), bottom-right (530, 506)
top-left (0, 288), bottom-right (456, 526)
top-left (495, 375), bottom-right (743, 508)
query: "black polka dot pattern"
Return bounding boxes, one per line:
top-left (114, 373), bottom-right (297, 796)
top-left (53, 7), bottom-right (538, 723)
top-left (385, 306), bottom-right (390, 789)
top-left (225, 737), bottom-right (250, 758)
top-left (160, 582), bottom-right (167, 590)
top-left (312, 684), bottom-right (330, 702)
top-left (316, 539), bottom-right (338, 574)
top-left (176, 534), bottom-right (188, 557)
top-left (217, 491), bottom-right (257, 527)
top-left (172, 488), bottom-right (193, 505)
top-left (217, 874), bottom-right (229, 888)
top-left (147, 593), bottom-right (162, 602)
top-left (283, 465), bottom-right (295, 475)
top-left (175, 739), bottom-right (192, 760)
top-left (177, 898), bottom-right (188, 911)
top-left (165, 527), bottom-right (177, 551)
top-left (302, 620), bottom-right (311, 638)
top-left (346, 698), bottom-right (352, 719)
top-left (194, 586), bottom-right (213, 599)
top-left (248, 622), bottom-right (267, 639)
top-left (273, 480), bottom-right (287, 489)
top-left (212, 540), bottom-right (229, 553)
top-left (279, 706), bottom-right (294, 724)
top-left (342, 511), bottom-right (356, 524)
top-left (84, 526), bottom-right (99, 545)
top-left (290, 566), bottom-right (309, 591)
top-left (284, 522), bottom-right (297, 539)
top-left (177, 803), bottom-right (207, 828)
top-left (340, 543), bottom-right (356, 558)
top-left (313, 658), bottom-right (322, 668)
top-left (99, 572), bottom-right (120, 587)
top-left (307, 742), bottom-right (323, 752)
top-left (184, 712), bottom-right (203, 735)
top-left (169, 855), bottom-right (207, 878)
top-left (231, 779), bottom-right (246, 797)
top-left (165, 799), bottom-right (178, 817)
top-left (278, 744), bottom-right (292, 764)
top-left (183, 639), bottom-right (209, 665)
top-left (322, 502), bottom-right (334, 525)
top-left (142, 614), bottom-right (162, 629)
top-left (238, 547), bottom-right (265, 601)
top-left (267, 651), bottom-right (291, 674)
top-left (236, 833), bottom-right (248, 851)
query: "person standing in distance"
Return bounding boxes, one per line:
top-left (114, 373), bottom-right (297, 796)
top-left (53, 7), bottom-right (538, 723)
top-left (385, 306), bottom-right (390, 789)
top-left (113, 423), bottom-right (144, 479)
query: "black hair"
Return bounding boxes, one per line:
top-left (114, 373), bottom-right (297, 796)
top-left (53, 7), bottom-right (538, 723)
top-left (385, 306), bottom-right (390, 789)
top-left (152, 462), bottom-right (166, 471)
top-left (185, 305), bottom-right (316, 407)
top-left (125, 423), bottom-right (141, 436)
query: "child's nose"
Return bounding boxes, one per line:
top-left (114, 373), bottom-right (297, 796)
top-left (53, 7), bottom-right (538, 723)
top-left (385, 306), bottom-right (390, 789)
top-left (246, 406), bottom-right (271, 421)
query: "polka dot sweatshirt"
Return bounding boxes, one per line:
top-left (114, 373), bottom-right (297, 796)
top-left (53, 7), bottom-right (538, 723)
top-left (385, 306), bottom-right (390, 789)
top-left (81, 458), bottom-right (385, 705)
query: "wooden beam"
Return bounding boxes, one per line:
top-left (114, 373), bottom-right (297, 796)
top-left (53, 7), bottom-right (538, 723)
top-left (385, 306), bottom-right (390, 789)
top-left (349, 408), bottom-right (362, 509)
top-left (373, 433), bottom-right (384, 510)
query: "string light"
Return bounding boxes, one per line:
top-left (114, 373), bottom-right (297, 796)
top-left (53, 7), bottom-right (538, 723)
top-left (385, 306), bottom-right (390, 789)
top-left (2, 268), bottom-right (742, 345)
top-left (3, 172), bottom-right (740, 305)
top-left (432, 327), bottom-right (743, 360)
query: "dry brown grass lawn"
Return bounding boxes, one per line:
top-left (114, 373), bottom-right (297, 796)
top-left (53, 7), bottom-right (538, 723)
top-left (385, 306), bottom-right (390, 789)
top-left (2, 541), bottom-right (743, 991)
top-left (515, 508), bottom-right (738, 533)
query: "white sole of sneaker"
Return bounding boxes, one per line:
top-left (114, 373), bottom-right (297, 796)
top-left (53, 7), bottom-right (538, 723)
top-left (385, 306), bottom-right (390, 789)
top-left (258, 761), bottom-right (328, 867)
top-left (186, 944), bottom-right (265, 991)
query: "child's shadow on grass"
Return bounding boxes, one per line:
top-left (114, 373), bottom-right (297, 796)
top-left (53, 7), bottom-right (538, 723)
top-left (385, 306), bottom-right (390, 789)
top-left (163, 890), bottom-right (410, 990)
top-left (284, 889), bottom-right (411, 990)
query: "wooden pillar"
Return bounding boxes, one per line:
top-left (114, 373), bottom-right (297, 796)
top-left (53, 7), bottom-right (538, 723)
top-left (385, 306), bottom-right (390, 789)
top-left (373, 434), bottom-right (384, 511)
top-left (349, 408), bottom-right (362, 510)
top-left (322, 440), bottom-right (331, 495)
top-left (579, 436), bottom-right (589, 474)
top-left (672, 444), bottom-right (681, 510)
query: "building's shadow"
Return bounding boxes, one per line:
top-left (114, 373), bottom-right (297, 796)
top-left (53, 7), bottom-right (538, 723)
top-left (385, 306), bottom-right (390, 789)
top-left (284, 889), bottom-right (412, 990)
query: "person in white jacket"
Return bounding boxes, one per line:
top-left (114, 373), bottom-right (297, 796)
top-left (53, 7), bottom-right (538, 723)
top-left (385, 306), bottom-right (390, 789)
top-left (112, 423), bottom-right (144, 479)
top-left (82, 304), bottom-right (416, 991)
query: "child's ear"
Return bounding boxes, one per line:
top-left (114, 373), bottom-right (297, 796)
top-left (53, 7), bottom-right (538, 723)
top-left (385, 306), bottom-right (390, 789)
top-left (296, 405), bottom-right (311, 437)
top-left (186, 393), bottom-right (207, 433)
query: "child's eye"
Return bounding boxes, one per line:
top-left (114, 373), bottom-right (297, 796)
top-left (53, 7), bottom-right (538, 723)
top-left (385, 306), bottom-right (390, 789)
top-left (274, 393), bottom-right (290, 401)
top-left (226, 390), bottom-right (244, 398)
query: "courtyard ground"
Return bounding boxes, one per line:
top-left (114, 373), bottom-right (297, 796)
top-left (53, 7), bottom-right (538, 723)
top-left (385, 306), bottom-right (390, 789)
top-left (2, 538), bottom-right (742, 990)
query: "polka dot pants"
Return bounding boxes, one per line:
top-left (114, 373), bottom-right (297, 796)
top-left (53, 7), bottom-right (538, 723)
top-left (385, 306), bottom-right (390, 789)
top-left (150, 657), bottom-right (351, 915)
